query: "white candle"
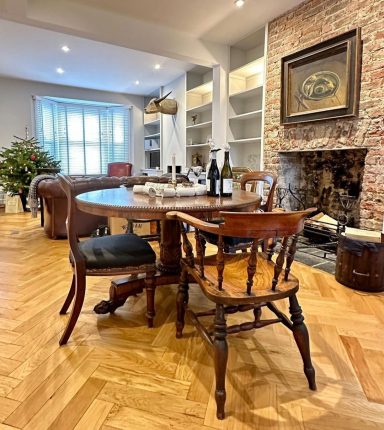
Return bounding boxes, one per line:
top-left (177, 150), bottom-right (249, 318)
top-left (171, 153), bottom-right (176, 182)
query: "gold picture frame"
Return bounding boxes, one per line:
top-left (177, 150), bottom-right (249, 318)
top-left (281, 28), bottom-right (361, 124)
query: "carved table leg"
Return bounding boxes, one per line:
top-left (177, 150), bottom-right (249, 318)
top-left (94, 276), bottom-right (144, 314)
top-left (157, 219), bottom-right (182, 273)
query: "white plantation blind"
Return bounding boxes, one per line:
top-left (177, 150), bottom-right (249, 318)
top-left (34, 96), bottom-right (131, 175)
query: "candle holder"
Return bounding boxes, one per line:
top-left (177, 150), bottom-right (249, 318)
top-left (168, 179), bottom-right (177, 189)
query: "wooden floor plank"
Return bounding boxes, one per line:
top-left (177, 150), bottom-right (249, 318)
top-left (341, 336), bottom-right (384, 404)
top-left (0, 397), bottom-right (19, 423)
top-left (73, 399), bottom-right (114, 430)
top-left (104, 405), bottom-right (208, 430)
top-left (6, 345), bottom-right (80, 403)
top-left (21, 359), bottom-right (99, 430)
top-left (98, 382), bottom-right (206, 420)
top-left (47, 377), bottom-right (106, 430)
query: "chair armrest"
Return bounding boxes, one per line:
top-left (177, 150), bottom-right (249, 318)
top-left (166, 211), bottom-right (220, 235)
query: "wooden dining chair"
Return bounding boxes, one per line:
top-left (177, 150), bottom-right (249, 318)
top-left (167, 208), bottom-right (317, 420)
top-left (57, 174), bottom-right (157, 346)
top-left (240, 171), bottom-right (277, 212)
top-left (201, 171), bottom-right (278, 254)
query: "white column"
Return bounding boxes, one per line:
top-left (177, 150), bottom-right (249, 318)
top-left (212, 57), bottom-right (230, 169)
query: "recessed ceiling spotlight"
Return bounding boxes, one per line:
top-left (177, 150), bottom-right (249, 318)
top-left (135, 80), bottom-right (140, 85)
top-left (234, 0), bottom-right (245, 7)
top-left (61, 45), bottom-right (70, 53)
top-left (56, 67), bottom-right (65, 74)
top-left (154, 64), bottom-right (161, 70)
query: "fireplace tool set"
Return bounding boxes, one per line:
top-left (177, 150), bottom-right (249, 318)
top-left (275, 185), bottom-right (357, 262)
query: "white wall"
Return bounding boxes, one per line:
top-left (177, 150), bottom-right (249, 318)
top-left (0, 76), bottom-right (145, 173)
top-left (162, 74), bottom-right (186, 171)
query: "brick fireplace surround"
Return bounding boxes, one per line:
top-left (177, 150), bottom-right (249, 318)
top-left (264, 0), bottom-right (384, 230)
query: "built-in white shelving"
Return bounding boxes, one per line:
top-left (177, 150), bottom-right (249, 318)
top-left (186, 143), bottom-right (210, 148)
top-left (186, 101), bottom-right (212, 114)
top-left (144, 115), bottom-right (160, 125)
top-left (185, 66), bottom-right (213, 169)
top-left (229, 85), bottom-right (263, 100)
top-left (186, 120), bottom-right (212, 130)
top-left (144, 132), bottom-right (160, 139)
top-left (228, 137), bottom-right (262, 144)
top-left (228, 27), bottom-right (266, 170)
top-left (229, 110), bottom-right (262, 121)
top-left (143, 93), bottom-right (161, 170)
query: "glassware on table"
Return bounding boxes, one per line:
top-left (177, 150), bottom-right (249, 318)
top-left (191, 166), bottom-right (203, 184)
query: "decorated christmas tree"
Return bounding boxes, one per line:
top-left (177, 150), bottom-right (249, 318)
top-left (0, 134), bottom-right (61, 194)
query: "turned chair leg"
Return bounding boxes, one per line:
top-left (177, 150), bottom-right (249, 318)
top-left (213, 304), bottom-right (228, 420)
top-left (176, 267), bottom-right (189, 338)
top-left (59, 271), bottom-right (86, 345)
top-left (145, 271), bottom-right (157, 328)
top-left (289, 294), bottom-right (317, 390)
top-left (60, 274), bottom-right (75, 314)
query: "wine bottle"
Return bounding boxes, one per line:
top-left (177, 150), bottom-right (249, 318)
top-left (220, 146), bottom-right (233, 197)
top-left (207, 148), bottom-right (221, 197)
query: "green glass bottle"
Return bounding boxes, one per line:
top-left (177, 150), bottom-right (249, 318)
top-left (220, 146), bottom-right (233, 197)
top-left (207, 148), bottom-right (221, 197)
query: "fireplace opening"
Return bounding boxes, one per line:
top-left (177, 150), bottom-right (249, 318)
top-left (278, 148), bottom-right (367, 227)
top-left (277, 148), bottom-right (368, 274)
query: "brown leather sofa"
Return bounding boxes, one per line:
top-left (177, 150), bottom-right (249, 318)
top-left (37, 175), bottom-right (188, 239)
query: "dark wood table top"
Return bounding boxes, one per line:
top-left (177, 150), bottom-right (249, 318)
top-left (76, 186), bottom-right (261, 219)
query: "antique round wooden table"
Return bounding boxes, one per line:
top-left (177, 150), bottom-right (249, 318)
top-left (76, 186), bottom-right (261, 313)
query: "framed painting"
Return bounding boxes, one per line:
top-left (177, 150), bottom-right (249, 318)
top-left (281, 28), bottom-right (361, 124)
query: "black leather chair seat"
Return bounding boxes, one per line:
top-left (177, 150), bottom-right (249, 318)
top-left (202, 219), bottom-right (253, 249)
top-left (79, 234), bottom-right (156, 269)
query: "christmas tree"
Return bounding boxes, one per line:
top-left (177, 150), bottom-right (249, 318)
top-left (0, 135), bottom-right (61, 194)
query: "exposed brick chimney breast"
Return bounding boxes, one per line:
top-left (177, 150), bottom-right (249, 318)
top-left (264, 0), bottom-right (384, 230)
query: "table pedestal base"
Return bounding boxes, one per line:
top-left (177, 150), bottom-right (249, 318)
top-left (93, 271), bottom-right (181, 314)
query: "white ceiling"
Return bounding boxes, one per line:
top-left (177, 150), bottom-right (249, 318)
top-left (0, 0), bottom-right (306, 95)
top-left (0, 19), bottom-right (194, 95)
top-left (69, 0), bottom-right (305, 45)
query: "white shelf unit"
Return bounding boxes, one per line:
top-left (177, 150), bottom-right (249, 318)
top-left (228, 27), bottom-right (266, 170)
top-left (144, 132), bottom-right (160, 139)
top-left (144, 112), bottom-right (160, 125)
top-left (185, 67), bottom-right (213, 169)
top-left (143, 95), bottom-right (161, 170)
top-left (186, 120), bottom-right (212, 130)
top-left (186, 143), bottom-right (210, 148)
top-left (186, 101), bottom-right (212, 114)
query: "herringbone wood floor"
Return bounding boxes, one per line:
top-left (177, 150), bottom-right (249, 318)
top-left (1, 212), bottom-right (384, 429)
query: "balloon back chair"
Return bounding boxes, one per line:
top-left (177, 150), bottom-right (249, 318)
top-left (57, 174), bottom-right (157, 346)
top-left (167, 208), bottom-right (317, 420)
top-left (239, 171), bottom-right (277, 212)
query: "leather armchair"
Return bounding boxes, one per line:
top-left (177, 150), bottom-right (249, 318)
top-left (37, 178), bottom-right (107, 239)
top-left (107, 162), bottom-right (132, 177)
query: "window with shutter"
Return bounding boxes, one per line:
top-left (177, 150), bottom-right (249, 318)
top-left (33, 96), bottom-right (131, 175)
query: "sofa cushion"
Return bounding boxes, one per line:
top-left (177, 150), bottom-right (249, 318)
top-left (79, 233), bottom-right (156, 269)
